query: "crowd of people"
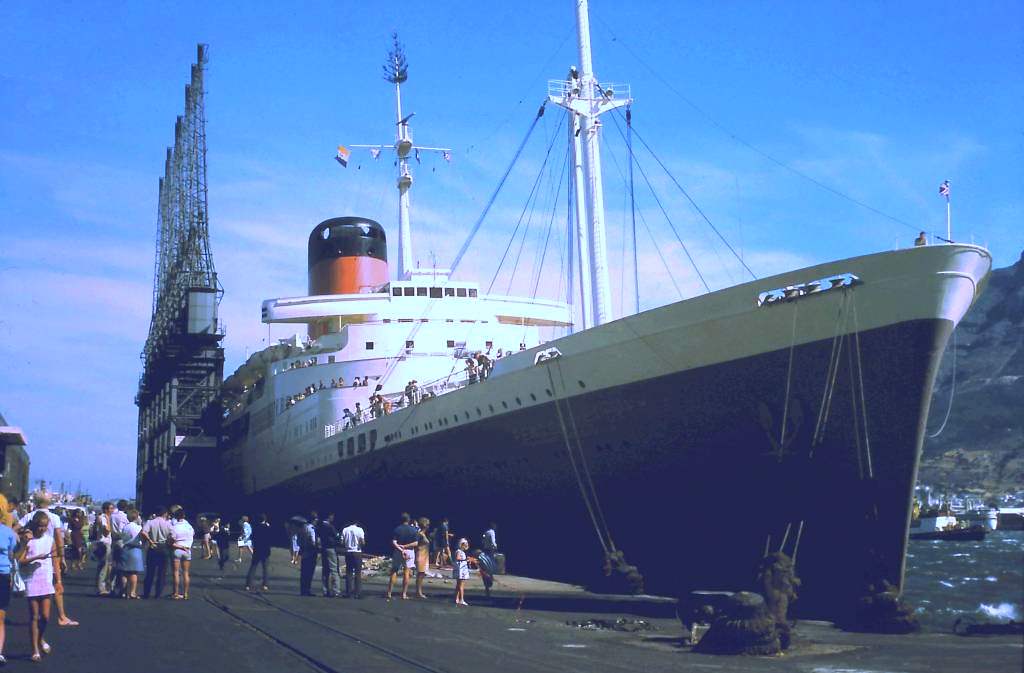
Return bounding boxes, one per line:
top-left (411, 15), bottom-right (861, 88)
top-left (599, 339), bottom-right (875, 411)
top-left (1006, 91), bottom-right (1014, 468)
top-left (287, 511), bottom-right (499, 607)
top-left (0, 491), bottom-right (501, 663)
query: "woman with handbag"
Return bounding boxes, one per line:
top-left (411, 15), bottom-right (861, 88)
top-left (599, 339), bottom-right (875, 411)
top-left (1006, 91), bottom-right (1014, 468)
top-left (0, 494), bottom-right (18, 665)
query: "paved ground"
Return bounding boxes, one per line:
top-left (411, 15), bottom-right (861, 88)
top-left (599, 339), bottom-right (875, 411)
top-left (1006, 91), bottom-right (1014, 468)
top-left (3, 550), bottom-right (1019, 672)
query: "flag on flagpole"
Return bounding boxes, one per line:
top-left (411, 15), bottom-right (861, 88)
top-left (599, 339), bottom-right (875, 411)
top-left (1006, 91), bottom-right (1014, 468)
top-left (415, 148), bottom-right (421, 164)
top-left (939, 180), bottom-right (950, 199)
top-left (369, 147), bottom-right (381, 160)
top-left (442, 150), bottom-right (451, 163)
top-left (335, 145), bottom-right (351, 167)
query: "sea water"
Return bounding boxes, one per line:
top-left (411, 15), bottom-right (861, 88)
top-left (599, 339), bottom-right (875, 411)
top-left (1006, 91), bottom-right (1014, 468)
top-left (902, 530), bottom-right (1023, 632)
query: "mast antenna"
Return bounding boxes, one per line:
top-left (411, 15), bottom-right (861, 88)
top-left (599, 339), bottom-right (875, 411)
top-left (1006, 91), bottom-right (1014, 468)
top-left (349, 33), bottom-right (451, 281)
top-left (383, 32), bottom-right (408, 84)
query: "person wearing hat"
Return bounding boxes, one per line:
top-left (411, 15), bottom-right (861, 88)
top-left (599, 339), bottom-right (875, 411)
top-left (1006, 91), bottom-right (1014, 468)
top-left (17, 493), bottom-right (79, 626)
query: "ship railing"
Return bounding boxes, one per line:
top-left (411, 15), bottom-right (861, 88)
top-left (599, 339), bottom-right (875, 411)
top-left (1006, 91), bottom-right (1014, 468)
top-left (321, 364), bottom-right (495, 438)
top-left (547, 79), bottom-right (631, 101)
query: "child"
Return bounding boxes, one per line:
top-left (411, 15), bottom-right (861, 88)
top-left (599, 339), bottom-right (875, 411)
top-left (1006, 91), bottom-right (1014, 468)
top-left (17, 511), bottom-right (56, 662)
top-left (453, 538), bottom-right (470, 606)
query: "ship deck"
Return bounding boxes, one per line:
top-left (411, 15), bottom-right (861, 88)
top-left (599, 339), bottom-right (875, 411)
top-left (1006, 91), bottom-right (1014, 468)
top-left (43, 549), bottom-right (1021, 672)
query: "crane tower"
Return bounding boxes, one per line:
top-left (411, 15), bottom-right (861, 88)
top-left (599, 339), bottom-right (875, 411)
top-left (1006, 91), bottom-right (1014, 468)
top-left (136, 44), bottom-right (225, 510)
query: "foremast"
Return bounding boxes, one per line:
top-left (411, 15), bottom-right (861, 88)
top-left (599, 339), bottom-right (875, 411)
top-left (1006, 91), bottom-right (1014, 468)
top-left (549, 0), bottom-right (631, 328)
top-left (353, 34), bottom-right (451, 281)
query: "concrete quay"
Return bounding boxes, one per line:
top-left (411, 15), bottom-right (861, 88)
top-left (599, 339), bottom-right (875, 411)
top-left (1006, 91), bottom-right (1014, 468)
top-left (6, 550), bottom-right (1020, 672)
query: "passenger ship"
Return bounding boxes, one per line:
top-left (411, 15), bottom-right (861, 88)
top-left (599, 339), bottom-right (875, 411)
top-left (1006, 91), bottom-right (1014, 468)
top-left (219, 0), bottom-right (992, 619)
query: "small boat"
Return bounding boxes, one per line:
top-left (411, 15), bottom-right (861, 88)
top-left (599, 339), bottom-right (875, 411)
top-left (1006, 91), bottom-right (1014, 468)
top-left (909, 507), bottom-right (987, 540)
top-left (909, 525), bottom-right (987, 541)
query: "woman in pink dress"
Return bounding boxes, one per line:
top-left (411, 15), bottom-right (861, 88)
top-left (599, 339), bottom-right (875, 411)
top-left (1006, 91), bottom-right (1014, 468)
top-left (16, 511), bottom-right (56, 662)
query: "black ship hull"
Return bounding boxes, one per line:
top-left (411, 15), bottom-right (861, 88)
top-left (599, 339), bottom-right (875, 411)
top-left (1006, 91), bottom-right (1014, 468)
top-left (242, 315), bottom-right (951, 621)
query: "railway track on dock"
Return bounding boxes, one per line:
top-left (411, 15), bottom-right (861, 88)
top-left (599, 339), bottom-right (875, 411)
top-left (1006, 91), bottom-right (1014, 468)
top-left (202, 585), bottom-right (449, 673)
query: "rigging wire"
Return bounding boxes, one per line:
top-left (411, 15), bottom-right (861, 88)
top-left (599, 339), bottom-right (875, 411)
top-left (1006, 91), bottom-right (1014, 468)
top-left (624, 133), bottom-right (711, 293)
top-left (531, 139), bottom-right (570, 298)
top-left (489, 110), bottom-right (566, 294)
top-left (449, 103), bottom-right (546, 275)
top-left (626, 109), bottom-right (640, 314)
top-left (601, 125), bottom-right (685, 298)
top-left (607, 106), bottom-right (756, 280)
top-left (589, 13), bottom-right (952, 243)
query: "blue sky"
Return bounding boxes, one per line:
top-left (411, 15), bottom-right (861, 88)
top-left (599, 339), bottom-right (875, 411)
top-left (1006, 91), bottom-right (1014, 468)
top-left (1, 1), bottom-right (1021, 498)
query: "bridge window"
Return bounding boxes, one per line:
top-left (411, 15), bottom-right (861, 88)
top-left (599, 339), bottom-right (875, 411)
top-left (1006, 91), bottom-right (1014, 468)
top-left (429, 287), bottom-right (442, 298)
top-left (485, 341), bottom-right (493, 348)
top-left (403, 287), bottom-right (415, 296)
top-left (416, 287), bottom-right (427, 296)
top-left (456, 288), bottom-right (467, 297)
top-left (444, 288), bottom-right (455, 297)
top-left (469, 289), bottom-right (478, 297)
top-left (328, 355), bottom-right (335, 363)
top-left (393, 287), bottom-right (402, 297)
top-left (365, 342), bottom-right (374, 350)
top-left (447, 340), bottom-right (455, 348)
top-left (406, 340), bottom-right (414, 348)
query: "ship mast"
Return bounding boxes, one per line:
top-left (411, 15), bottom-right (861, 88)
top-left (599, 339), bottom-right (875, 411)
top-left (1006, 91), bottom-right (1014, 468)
top-left (351, 34), bottom-right (451, 281)
top-left (549, 0), bottom-right (630, 327)
top-left (386, 36), bottom-right (415, 280)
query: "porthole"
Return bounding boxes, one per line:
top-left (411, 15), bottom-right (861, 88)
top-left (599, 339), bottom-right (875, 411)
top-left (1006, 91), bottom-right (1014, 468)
top-left (453, 415), bottom-right (459, 423)
top-left (545, 389), bottom-right (553, 397)
top-left (502, 401), bottom-right (509, 409)
top-left (530, 393), bottom-right (537, 401)
top-left (578, 380), bottom-right (586, 388)
top-left (464, 412), bottom-right (470, 420)
top-left (476, 407), bottom-right (482, 417)
top-left (515, 397), bottom-right (522, 406)
top-left (488, 404), bottom-right (494, 413)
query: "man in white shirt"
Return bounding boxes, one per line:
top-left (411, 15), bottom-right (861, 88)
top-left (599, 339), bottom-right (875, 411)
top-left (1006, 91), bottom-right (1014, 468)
top-left (18, 493), bottom-right (79, 626)
top-left (341, 518), bottom-right (365, 599)
top-left (108, 499), bottom-right (130, 596)
top-left (94, 501), bottom-right (114, 595)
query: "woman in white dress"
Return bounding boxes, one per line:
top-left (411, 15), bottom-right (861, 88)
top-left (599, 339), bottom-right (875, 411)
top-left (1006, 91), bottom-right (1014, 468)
top-left (16, 511), bottom-right (56, 661)
top-left (452, 538), bottom-right (470, 606)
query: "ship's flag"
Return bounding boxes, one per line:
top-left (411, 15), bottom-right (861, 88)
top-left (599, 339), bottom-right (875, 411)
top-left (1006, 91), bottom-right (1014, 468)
top-left (335, 145), bottom-right (351, 167)
top-left (443, 150), bottom-right (451, 163)
top-left (939, 180), bottom-right (950, 198)
top-left (415, 148), bottom-right (421, 164)
top-left (369, 147), bottom-right (381, 160)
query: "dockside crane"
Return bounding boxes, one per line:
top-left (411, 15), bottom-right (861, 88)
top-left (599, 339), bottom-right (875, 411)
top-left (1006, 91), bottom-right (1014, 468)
top-left (136, 44), bottom-right (225, 511)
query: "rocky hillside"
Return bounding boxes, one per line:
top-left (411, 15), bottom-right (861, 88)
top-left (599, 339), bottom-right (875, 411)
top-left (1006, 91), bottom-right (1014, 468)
top-left (918, 250), bottom-right (1024, 495)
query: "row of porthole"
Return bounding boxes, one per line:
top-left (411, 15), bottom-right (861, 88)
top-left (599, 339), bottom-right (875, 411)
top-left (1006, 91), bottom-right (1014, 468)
top-left (384, 380), bottom-right (588, 441)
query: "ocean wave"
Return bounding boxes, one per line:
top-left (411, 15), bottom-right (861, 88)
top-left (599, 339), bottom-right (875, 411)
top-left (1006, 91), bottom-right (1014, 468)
top-left (939, 580), bottom-right (955, 588)
top-left (978, 602), bottom-right (1021, 621)
top-left (985, 576), bottom-right (998, 582)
